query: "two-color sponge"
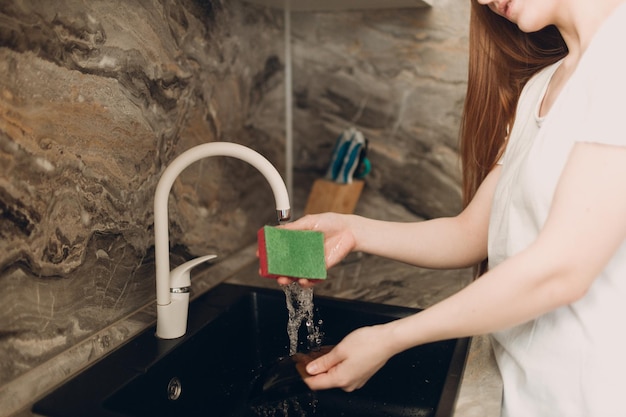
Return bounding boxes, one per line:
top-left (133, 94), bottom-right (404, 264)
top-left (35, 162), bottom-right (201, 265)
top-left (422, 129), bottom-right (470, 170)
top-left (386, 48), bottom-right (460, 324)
top-left (258, 225), bottom-right (327, 280)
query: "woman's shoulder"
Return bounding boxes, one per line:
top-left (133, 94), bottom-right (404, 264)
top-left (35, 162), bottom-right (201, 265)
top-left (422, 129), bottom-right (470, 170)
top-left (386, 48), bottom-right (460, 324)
top-left (523, 61), bottom-right (562, 95)
top-left (514, 60), bottom-right (562, 120)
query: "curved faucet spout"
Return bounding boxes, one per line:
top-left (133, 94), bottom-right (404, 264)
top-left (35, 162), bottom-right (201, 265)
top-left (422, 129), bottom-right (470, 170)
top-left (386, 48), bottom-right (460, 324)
top-left (154, 142), bottom-right (291, 339)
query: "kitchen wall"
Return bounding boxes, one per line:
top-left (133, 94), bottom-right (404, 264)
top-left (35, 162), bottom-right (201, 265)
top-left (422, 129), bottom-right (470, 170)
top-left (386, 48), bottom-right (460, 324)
top-left (289, 0), bottom-right (469, 220)
top-left (0, 1), bottom-right (286, 413)
top-left (0, 0), bottom-right (469, 414)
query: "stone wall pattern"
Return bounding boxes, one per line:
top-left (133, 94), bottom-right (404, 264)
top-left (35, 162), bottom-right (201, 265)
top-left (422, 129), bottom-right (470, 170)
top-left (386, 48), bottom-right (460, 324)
top-left (289, 0), bottom-right (469, 220)
top-left (0, 0), bottom-right (470, 414)
top-left (0, 0), bottom-right (285, 398)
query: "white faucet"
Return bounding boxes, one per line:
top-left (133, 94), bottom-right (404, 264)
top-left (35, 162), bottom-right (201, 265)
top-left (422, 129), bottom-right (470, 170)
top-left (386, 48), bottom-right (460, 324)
top-left (154, 142), bottom-right (291, 339)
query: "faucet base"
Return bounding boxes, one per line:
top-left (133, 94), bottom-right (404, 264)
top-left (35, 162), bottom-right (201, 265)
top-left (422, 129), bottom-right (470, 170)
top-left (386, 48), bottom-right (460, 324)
top-left (156, 298), bottom-right (189, 339)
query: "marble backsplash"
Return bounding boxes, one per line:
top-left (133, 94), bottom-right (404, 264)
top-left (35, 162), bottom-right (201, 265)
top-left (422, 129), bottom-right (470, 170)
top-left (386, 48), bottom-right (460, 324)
top-left (0, 0), bottom-right (471, 414)
top-left (0, 0), bottom-right (286, 407)
top-left (288, 0), bottom-right (470, 219)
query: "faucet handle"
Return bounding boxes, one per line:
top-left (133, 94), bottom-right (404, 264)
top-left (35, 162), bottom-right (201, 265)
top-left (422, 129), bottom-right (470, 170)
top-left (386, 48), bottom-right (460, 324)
top-left (157, 254), bottom-right (217, 339)
top-left (170, 254), bottom-right (218, 290)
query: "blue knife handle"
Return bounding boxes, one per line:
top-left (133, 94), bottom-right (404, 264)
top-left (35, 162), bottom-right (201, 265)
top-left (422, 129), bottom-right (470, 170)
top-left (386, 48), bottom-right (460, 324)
top-left (325, 129), bottom-right (354, 181)
top-left (338, 131), bottom-right (365, 184)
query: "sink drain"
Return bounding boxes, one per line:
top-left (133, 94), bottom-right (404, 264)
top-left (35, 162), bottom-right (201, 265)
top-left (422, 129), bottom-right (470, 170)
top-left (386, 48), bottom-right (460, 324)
top-left (167, 377), bottom-right (182, 401)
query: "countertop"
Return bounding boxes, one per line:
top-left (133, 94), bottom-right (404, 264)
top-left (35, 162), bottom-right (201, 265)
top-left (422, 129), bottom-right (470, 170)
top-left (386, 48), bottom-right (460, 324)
top-left (15, 244), bottom-right (501, 417)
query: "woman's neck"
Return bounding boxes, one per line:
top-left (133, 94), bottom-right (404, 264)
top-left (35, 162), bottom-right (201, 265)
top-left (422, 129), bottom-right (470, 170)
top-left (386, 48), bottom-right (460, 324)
top-left (556, 0), bottom-right (625, 58)
top-left (539, 0), bottom-right (625, 117)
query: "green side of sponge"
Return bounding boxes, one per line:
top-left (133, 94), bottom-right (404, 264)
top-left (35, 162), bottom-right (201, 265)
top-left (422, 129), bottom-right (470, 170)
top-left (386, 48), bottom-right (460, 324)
top-left (258, 225), bottom-right (327, 280)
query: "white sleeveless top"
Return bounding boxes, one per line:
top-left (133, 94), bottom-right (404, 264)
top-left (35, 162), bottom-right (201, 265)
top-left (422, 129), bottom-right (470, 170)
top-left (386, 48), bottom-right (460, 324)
top-left (488, 4), bottom-right (626, 416)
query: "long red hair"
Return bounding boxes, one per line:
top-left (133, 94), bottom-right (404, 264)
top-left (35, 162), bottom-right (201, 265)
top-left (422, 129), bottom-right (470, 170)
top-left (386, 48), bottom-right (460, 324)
top-left (460, 1), bottom-right (567, 275)
top-left (460, 1), bottom-right (567, 207)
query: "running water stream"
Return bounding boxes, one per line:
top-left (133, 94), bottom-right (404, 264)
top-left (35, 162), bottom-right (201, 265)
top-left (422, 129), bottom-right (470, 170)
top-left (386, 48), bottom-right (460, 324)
top-left (248, 284), bottom-right (324, 417)
top-left (282, 282), bottom-right (324, 356)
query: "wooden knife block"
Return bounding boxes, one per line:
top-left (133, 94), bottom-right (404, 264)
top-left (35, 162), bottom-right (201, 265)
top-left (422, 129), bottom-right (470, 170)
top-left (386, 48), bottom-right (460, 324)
top-left (304, 179), bottom-right (364, 215)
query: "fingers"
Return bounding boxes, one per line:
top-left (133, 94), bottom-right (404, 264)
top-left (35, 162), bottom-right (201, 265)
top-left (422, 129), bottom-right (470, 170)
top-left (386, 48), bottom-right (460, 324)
top-left (304, 371), bottom-right (352, 391)
top-left (274, 277), bottom-right (317, 287)
top-left (303, 362), bottom-right (363, 392)
top-left (279, 216), bottom-right (309, 230)
top-left (281, 214), bottom-right (319, 231)
top-left (302, 348), bottom-right (350, 391)
top-left (275, 276), bottom-right (292, 285)
top-left (297, 278), bottom-right (317, 288)
top-left (305, 348), bottom-right (339, 375)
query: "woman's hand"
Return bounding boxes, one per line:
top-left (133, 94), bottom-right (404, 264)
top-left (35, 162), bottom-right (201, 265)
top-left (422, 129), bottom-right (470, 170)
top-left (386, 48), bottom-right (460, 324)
top-left (276, 213), bottom-right (357, 287)
top-left (301, 324), bottom-right (397, 392)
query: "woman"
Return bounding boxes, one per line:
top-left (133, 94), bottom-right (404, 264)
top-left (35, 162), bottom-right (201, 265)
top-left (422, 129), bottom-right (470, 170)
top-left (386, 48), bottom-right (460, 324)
top-left (278, 0), bottom-right (626, 415)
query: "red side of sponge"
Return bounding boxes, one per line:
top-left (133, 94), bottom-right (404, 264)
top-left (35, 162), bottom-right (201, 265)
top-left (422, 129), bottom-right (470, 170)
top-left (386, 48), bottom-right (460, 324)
top-left (257, 227), bottom-right (271, 277)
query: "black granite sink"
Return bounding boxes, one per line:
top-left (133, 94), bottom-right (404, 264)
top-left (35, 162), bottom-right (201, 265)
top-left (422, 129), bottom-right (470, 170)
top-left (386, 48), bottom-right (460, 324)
top-left (33, 283), bottom-right (468, 417)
